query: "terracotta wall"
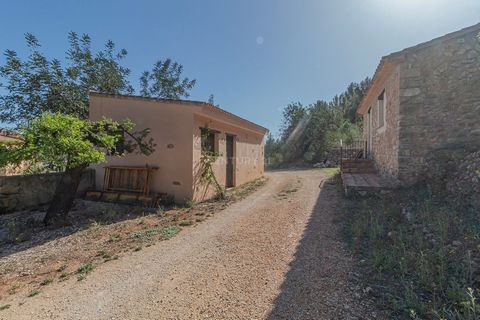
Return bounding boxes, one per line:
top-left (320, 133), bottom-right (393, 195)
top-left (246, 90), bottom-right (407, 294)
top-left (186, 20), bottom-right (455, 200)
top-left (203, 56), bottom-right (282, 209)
top-left (89, 96), bottom-right (194, 201)
top-left (89, 95), bottom-right (266, 203)
top-left (192, 114), bottom-right (265, 202)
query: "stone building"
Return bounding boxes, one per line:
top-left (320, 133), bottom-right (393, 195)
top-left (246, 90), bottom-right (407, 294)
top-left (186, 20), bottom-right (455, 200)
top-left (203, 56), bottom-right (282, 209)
top-left (357, 23), bottom-right (480, 186)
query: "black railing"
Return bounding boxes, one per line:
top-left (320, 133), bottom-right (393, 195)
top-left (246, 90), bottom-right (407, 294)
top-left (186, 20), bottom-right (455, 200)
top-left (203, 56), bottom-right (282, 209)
top-left (340, 140), bottom-right (368, 161)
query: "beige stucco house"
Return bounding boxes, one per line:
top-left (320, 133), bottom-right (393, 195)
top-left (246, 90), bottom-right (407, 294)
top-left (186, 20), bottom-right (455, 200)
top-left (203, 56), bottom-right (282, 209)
top-left (89, 92), bottom-right (268, 202)
top-left (357, 23), bottom-right (480, 186)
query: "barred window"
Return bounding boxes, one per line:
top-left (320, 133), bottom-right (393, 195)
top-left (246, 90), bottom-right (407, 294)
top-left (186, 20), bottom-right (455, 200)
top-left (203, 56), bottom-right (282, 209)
top-left (201, 128), bottom-right (216, 153)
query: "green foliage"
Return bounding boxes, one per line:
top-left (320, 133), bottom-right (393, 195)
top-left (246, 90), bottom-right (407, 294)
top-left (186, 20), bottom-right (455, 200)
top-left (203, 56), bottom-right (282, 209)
top-left (27, 290), bottom-right (40, 297)
top-left (159, 226), bottom-right (180, 240)
top-left (197, 151), bottom-right (226, 199)
top-left (194, 127), bottom-right (226, 199)
top-left (267, 79), bottom-right (369, 166)
top-left (40, 278), bottom-right (53, 286)
top-left (140, 58), bottom-right (196, 99)
top-left (0, 32), bottom-right (133, 123)
top-left (264, 133), bottom-right (283, 167)
top-left (0, 113), bottom-right (155, 172)
top-left (76, 263), bottom-right (94, 280)
top-left (179, 219), bottom-right (193, 226)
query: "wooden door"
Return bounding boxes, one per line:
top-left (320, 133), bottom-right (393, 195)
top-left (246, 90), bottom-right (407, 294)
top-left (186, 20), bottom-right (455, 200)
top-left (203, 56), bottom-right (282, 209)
top-left (226, 135), bottom-right (235, 188)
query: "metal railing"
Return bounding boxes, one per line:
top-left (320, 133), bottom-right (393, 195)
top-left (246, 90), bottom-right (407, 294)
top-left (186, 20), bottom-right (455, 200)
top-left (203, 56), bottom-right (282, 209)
top-left (339, 140), bottom-right (368, 161)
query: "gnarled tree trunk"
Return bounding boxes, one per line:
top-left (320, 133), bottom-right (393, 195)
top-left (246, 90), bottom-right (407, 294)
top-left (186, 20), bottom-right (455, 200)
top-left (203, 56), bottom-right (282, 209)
top-left (43, 164), bottom-right (87, 226)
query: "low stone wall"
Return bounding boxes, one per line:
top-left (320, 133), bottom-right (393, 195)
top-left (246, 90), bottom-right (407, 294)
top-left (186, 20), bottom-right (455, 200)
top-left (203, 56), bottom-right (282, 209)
top-left (0, 169), bottom-right (95, 214)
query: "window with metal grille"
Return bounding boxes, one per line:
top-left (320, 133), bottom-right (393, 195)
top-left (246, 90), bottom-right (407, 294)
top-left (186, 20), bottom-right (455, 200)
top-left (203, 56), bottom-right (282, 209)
top-left (201, 128), bottom-right (216, 153)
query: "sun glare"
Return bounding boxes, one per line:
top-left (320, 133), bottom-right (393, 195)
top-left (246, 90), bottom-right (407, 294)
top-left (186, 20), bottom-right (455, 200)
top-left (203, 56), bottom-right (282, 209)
top-left (370, 0), bottom-right (451, 13)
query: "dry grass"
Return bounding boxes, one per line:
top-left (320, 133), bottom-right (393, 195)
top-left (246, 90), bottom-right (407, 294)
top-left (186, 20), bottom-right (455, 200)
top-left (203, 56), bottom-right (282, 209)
top-left (0, 177), bottom-right (267, 302)
top-left (342, 185), bottom-right (480, 319)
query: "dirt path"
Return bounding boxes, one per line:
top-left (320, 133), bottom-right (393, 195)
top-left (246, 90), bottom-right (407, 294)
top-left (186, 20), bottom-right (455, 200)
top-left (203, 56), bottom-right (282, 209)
top-left (1, 170), bottom-right (374, 320)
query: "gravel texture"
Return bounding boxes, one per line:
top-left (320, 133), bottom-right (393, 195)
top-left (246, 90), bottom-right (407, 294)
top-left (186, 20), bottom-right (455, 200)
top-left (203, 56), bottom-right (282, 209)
top-left (1, 169), bottom-right (376, 320)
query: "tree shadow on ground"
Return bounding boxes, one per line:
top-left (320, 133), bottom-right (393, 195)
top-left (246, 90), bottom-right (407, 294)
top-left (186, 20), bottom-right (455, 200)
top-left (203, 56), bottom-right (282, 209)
top-left (0, 200), bottom-right (159, 259)
top-left (266, 175), bottom-right (370, 320)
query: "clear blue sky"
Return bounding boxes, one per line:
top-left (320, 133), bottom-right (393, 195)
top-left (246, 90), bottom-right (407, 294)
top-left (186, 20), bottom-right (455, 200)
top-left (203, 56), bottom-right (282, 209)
top-left (1, 0), bottom-right (479, 134)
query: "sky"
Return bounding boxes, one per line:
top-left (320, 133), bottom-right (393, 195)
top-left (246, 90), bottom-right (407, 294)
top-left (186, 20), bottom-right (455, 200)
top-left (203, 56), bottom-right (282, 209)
top-left (1, 0), bottom-right (479, 135)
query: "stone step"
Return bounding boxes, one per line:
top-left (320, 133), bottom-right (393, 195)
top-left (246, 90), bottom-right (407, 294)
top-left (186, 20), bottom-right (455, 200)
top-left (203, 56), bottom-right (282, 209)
top-left (341, 167), bottom-right (377, 174)
top-left (341, 173), bottom-right (391, 197)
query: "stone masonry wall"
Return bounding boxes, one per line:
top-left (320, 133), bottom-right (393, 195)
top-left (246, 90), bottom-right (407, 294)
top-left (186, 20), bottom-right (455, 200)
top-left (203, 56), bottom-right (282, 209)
top-left (363, 66), bottom-right (401, 181)
top-left (0, 169), bottom-right (95, 214)
top-left (398, 30), bottom-right (480, 185)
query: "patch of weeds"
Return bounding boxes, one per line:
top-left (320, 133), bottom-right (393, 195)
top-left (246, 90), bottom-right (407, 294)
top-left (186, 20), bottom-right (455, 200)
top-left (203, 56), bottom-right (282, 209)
top-left (184, 199), bottom-right (194, 208)
top-left (6, 219), bottom-right (33, 244)
top-left (96, 249), bottom-right (118, 262)
top-left (170, 215), bottom-right (179, 222)
top-left (156, 207), bottom-right (165, 216)
top-left (86, 220), bottom-right (102, 232)
top-left (159, 226), bottom-right (180, 241)
top-left (160, 194), bottom-right (176, 206)
top-left (343, 184), bottom-right (480, 319)
top-left (179, 220), bottom-right (192, 227)
top-left (107, 233), bottom-right (122, 243)
top-left (105, 255), bottom-right (118, 262)
top-left (76, 263), bottom-right (94, 281)
top-left (28, 290), bottom-right (40, 297)
top-left (230, 177), bottom-right (267, 199)
top-left (59, 272), bottom-right (70, 281)
top-left (131, 228), bottom-right (158, 241)
top-left (96, 249), bottom-right (110, 258)
top-left (40, 278), bottom-right (53, 286)
top-left (285, 187), bottom-right (299, 194)
top-left (8, 284), bottom-right (20, 295)
top-left (0, 304), bottom-right (11, 311)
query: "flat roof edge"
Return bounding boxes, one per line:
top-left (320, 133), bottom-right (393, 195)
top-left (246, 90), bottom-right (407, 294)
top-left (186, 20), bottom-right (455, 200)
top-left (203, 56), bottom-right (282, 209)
top-left (89, 91), bottom-right (269, 135)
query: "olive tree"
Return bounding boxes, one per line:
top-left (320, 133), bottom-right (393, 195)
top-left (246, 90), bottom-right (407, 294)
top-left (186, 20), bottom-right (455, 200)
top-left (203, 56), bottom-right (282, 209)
top-left (0, 113), bottom-right (155, 225)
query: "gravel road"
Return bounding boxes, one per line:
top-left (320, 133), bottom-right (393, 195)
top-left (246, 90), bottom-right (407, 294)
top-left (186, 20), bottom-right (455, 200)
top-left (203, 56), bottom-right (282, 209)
top-left (2, 170), bottom-right (374, 320)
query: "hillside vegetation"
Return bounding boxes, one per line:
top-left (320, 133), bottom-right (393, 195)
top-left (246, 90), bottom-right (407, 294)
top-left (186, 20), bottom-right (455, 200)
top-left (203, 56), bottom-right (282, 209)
top-left (265, 78), bottom-right (370, 167)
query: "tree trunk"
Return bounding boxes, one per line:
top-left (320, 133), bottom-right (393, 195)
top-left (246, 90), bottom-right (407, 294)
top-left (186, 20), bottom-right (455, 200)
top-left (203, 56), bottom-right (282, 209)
top-left (43, 164), bottom-right (87, 226)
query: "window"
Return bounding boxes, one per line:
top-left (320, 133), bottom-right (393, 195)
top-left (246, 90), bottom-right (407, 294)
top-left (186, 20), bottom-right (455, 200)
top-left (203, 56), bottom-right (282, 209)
top-left (377, 90), bottom-right (386, 130)
top-left (201, 128), bottom-right (216, 153)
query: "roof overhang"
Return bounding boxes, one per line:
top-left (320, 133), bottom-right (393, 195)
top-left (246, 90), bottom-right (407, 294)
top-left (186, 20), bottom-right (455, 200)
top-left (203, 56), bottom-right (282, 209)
top-left (357, 57), bottom-right (403, 115)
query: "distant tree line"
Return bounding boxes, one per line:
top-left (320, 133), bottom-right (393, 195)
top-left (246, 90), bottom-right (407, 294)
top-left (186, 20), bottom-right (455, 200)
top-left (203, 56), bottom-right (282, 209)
top-left (265, 78), bottom-right (371, 167)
